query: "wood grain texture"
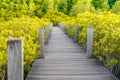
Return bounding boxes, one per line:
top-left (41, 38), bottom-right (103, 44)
top-left (7, 39), bottom-right (23, 80)
top-left (39, 28), bottom-right (44, 58)
top-left (74, 25), bottom-right (78, 43)
top-left (45, 24), bottom-right (51, 44)
top-left (87, 27), bottom-right (94, 58)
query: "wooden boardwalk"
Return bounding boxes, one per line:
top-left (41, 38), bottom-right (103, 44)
top-left (26, 27), bottom-right (119, 80)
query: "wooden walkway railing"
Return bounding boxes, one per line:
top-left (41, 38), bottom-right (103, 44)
top-left (26, 27), bottom-right (119, 80)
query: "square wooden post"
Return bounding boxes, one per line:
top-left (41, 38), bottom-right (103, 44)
top-left (45, 24), bottom-right (50, 44)
top-left (74, 25), bottom-right (78, 43)
top-left (87, 27), bottom-right (94, 58)
top-left (68, 24), bottom-right (71, 36)
top-left (7, 39), bottom-right (23, 80)
top-left (39, 28), bottom-right (44, 58)
top-left (50, 23), bottom-right (53, 37)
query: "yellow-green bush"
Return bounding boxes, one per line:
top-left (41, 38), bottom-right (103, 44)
top-left (61, 12), bottom-right (120, 77)
top-left (0, 16), bottom-right (50, 79)
top-left (43, 10), bottom-right (70, 26)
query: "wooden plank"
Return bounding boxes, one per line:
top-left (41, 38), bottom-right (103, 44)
top-left (7, 39), bottom-right (23, 80)
top-left (68, 24), bottom-right (71, 36)
top-left (30, 66), bottom-right (109, 71)
top-left (30, 66), bottom-right (108, 71)
top-left (32, 63), bottom-right (106, 69)
top-left (33, 59), bottom-right (97, 64)
top-left (27, 75), bottom-right (118, 80)
top-left (26, 78), bottom-right (118, 80)
top-left (29, 70), bottom-right (112, 75)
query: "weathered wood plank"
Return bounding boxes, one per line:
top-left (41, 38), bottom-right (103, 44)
top-left (27, 75), bottom-right (118, 80)
top-left (87, 27), bottom-right (94, 58)
top-left (45, 24), bottom-right (51, 44)
top-left (29, 70), bottom-right (112, 75)
top-left (74, 25), bottom-right (78, 43)
top-left (39, 28), bottom-right (44, 58)
top-left (7, 39), bottom-right (23, 80)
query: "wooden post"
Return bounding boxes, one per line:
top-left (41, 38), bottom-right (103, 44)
top-left (68, 24), bottom-right (70, 35)
top-left (87, 27), bottom-right (94, 58)
top-left (7, 39), bottom-right (23, 80)
top-left (59, 23), bottom-right (64, 31)
top-left (50, 23), bottom-right (53, 37)
top-left (58, 22), bottom-right (60, 28)
top-left (74, 25), bottom-right (78, 43)
top-left (39, 28), bottom-right (44, 58)
top-left (61, 24), bottom-right (63, 30)
top-left (45, 24), bottom-right (50, 44)
top-left (58, 23), bottom-right (63, 29)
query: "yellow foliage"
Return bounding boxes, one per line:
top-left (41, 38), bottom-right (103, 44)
top-left (0, 16), bottom-right (50, 77)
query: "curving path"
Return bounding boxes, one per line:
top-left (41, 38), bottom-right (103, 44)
top-left (26, 27), bottom-right (119, 80)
